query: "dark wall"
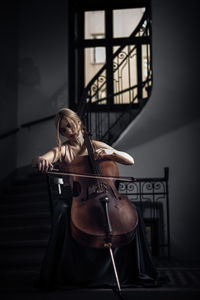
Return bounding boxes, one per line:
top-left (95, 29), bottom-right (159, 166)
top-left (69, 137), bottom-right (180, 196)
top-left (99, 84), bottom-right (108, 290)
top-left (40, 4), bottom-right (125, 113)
top-left (18, 0), bottom-right (69, 124)
top-left (0, 1), bottom-right (18, 180)
top-left (0, 1), bottom-right (18, 135)
top-left (0, 0), bottom-right (69, 179)
top-left (116, 0), bottom-right (200, 259)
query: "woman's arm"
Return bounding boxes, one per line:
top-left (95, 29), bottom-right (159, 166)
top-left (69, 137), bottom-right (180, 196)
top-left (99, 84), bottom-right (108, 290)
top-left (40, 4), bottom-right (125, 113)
top-left (32, 146), bottom-right (63, 172)
top-left (93, 141), bottom-right (134, 165)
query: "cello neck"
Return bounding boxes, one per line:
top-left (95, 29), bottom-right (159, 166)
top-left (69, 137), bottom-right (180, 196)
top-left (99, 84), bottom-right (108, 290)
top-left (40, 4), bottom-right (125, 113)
top-left (83, 131), bottom-right (102, 176)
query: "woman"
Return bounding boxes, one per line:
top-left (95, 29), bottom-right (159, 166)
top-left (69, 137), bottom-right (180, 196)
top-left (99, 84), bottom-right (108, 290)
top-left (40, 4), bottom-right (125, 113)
top-left (32, 108), bottom-right (159, 290)
top-left (33, 108), bottom-right (134, 172)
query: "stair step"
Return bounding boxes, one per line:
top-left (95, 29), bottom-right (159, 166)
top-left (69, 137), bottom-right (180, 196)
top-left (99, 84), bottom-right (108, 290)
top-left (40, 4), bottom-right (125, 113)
top-left (0, 212), bottom-right (51, 226)
top-left (0, 269), bottom-right (39, 289)
top-left (0, 239), bottom-right (48, 248)
top-left (0, 169), bottom-right (55, 291)
top-left (0, 268), bottom-right (39, 276)
top-left (14, 175), bottom-right (47, 185)
top-left (0, 192), bottom-right (49, 205)
top-left (0, 253), bottom-right (43, 268)
top-left (0, 224), bottom-right (51, 241)
top-left (0, 288), bottom-right (199, 300)
top-left (0, 239), bottom-right (48, 258)
top-left (0, 201), bottom-right (51, 214)
top-left (2, 188), bottom-right (49, 196)
top-left (4, 182), bottom-right (48, 194)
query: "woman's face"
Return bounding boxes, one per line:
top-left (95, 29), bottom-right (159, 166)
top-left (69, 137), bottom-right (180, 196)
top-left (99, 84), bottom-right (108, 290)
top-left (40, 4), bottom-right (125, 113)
top-left (59, 118), bottom-right (80, 140)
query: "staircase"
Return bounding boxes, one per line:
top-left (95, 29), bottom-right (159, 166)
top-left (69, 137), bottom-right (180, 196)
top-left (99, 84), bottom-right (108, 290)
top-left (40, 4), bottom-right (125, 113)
top-left (0, 170), bottom-right (51, 290)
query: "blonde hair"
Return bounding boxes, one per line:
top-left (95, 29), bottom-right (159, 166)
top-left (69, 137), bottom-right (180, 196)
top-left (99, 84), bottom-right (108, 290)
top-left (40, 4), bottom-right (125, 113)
top-left (55, 108), bottom-right (84, 160)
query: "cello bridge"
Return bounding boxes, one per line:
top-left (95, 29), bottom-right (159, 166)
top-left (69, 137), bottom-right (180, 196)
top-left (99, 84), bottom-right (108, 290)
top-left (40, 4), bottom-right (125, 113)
top-left (88, 182), bottom-right (108, 195)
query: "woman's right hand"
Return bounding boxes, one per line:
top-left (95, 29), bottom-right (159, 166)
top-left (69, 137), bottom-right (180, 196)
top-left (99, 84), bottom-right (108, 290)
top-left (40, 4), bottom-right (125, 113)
top-left (32, 156), bottom-right (54, 172)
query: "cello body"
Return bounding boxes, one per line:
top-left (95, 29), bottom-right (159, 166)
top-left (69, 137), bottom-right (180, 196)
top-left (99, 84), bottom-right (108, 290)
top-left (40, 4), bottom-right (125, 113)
top-left (68, 155), bottom-right (138, 248)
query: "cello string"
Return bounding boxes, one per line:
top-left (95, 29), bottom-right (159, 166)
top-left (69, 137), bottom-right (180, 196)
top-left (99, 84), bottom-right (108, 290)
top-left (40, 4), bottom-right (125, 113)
top-left (84, 130), bottom-right (104, 191)
top-left (90, 138), bottom-right (102, 190)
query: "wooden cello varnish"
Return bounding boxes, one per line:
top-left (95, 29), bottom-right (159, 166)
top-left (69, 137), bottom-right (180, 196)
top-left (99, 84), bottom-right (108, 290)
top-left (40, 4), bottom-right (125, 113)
top-left (69, 151), bottom-right (138, 248)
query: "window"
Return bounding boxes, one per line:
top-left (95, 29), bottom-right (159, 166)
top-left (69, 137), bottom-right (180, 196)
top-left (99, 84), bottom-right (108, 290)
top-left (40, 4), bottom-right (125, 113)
top-left (68, 1), bottom-right (152, 108)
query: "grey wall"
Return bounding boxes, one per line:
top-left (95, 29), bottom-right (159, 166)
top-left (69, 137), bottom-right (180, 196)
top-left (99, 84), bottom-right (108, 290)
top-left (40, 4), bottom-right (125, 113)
top-left (18, 0), bottom-right (69, 125)
top-left (0, 1), bottom-right (18, 180)
top-left (114, 0), bottom-right (200, 259)
top-left (17, 0), bottom-right (69, 167)
top-left (0, 0), bottom-right (69, 179)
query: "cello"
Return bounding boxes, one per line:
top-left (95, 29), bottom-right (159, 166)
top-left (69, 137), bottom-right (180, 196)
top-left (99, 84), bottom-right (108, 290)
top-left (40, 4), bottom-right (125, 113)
top-left (68, 130), bottom-right (138, 249)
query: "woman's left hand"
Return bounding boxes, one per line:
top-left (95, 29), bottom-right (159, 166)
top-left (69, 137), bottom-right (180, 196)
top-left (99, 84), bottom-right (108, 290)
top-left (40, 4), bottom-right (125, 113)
top-left (93, 148), bottom-right (114, 160)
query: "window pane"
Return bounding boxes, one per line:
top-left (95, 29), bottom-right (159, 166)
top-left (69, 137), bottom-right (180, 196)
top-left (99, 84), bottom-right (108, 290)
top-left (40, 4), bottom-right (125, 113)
top-left (93, 47), bottom-right (106, 64)
top-left (142, 44), bottom-right (152, 98)
top-left (113, 45), bottom-right (137, 104)
top-left (113, 8), bottom-right (145, 38)
top-left (84, 47), bottom-right (106, 86)
top-left (84, 11), bottom-right (105, 39)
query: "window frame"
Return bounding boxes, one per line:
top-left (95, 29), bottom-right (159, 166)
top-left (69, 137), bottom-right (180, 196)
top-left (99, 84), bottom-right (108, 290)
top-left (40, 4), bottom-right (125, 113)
top-left (68, 0), bottom-right (152, 110)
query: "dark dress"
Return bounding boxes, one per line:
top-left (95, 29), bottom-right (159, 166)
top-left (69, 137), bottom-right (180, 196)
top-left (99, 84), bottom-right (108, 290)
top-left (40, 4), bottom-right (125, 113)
top-left (37, 185), bottom-right (161, 290)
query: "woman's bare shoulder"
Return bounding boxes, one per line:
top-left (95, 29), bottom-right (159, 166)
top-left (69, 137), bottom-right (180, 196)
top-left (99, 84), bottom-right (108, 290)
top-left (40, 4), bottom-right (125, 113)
top-left (92, 140), bottom-right (113, 149)
top-left (51, 144), bottom-right (66, 153)
top-left (48, 143), bottom-right (68, 160)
